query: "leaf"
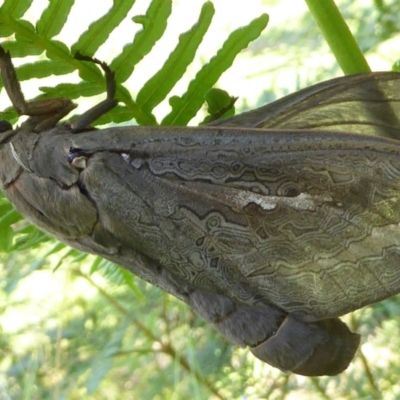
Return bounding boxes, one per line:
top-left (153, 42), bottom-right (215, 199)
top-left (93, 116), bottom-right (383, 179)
top-left (17, 60), bottom-right (75, 81)
top-left (202, 88), bottom-right (236, 123)
top-left (53, 248), bottom-right (89, 271)
top-left (44, 40), bottom-right (73, 61)
top-left (71, 0), bottom-right (137, 56)
top-left (111, 0), bottom-right (172, 83)
top-left (161, 13), bottom-right (269, 125)
top-left (0, 0), bottom-right (31, 19)
top-left (0, 209), bottom-right (23, 229)
top-left (92, 105), bottom-right (136, 125)
top-left (13, 19), bottom-right (36, 43)
top-left (119, 269), bottom-right (145, 300)
top-left (205, 88), bottom-right (233, 114)
top-left (0, 201), bottom-right (13, 215)
top-left (0, 225), bottom-right (13, 252)
top-left (0, 108), bottom-right (19, 123)
top-left (89, 256), bottom-right (104, 274)
top-left (12, 225), bottom-right (50, 251)
top-left (90, 258), bottom-right (144, 299)
top-left (40, 82), bottom-right (104, 99)
top-left (36, 0), bottom-right (74, 39)
top-left (0, 0), bottom-right (31, 37)
top-left (135, 1), bottom-right (214, 115)
top-left (43, 242), bottom-right (66, 257)
top-left (0, 40), bottom-right (43, 57)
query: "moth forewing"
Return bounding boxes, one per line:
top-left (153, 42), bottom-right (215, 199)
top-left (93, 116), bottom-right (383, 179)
top-left (67, 124), bottom-right (400, 320)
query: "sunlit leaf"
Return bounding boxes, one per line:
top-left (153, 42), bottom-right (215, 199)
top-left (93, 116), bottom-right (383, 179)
top-left (111, 0), bottom-right (172, 83)
top-left (135, 1), bottom-right (214, 115)
top-left (162, 13), bottom-right (269, 125)
top-left (71, 0), bottom-right (136, 56)
top-left (36, 0), bottom-right (74, 39)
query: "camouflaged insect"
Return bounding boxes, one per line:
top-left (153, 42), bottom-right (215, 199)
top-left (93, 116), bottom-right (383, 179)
top-left (2, 44), bottom-right (400, 375)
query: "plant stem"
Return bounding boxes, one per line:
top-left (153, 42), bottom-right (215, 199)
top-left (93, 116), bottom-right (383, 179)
top-left (304, 0), bottom-right (371, 74)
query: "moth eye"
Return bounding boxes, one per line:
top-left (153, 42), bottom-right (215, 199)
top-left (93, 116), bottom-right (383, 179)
top-left (0, 120), bottom-right (12, 133)
top-left (277, 182), bottom-right (301, 197)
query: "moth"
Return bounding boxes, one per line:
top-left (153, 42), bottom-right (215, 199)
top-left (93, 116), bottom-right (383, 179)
top-left (2, 43), bottom-right (400, 376)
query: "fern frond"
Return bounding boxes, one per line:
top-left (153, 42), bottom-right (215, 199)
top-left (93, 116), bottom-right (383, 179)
top-left (136, 1), bottom-right (214, 115)
top-left (71, 0), bottom-right (137, 56)
top-left (162, 13), bottom-right (269, 125)
top-left (90, 257), bottom-right (146, 299)
top-left (0, 0), bottom-right (31, 37)
top-left (36, 0), bottom-right (74, 39)
top-left (111, 0), bottom-right (172, 83)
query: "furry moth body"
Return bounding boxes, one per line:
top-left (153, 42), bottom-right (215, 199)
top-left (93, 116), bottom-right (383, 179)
top-left (2, 44), bottom-right (400, 375)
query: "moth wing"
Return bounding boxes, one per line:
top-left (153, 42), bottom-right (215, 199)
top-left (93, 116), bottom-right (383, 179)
top-left (209, 72), bottom-right (400, 139)
top-left (76, 127), bottom-right (400, 322)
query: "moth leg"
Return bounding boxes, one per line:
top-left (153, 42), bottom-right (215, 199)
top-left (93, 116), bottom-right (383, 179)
top-left (70, 52), bottom-right (118, 132)
top-left (0, 45), bottom-right (76, 130)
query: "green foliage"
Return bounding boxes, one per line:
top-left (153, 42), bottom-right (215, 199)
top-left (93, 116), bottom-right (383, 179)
top-left (71, 0), bottom-right (137, 57)
top-left (161, 13), bottom-right (269, 125)
top-left (202, 88), bottom-right (237, 124)
top-left (0, 0), bottom-right (267, 126)
top-left (109, 0), bottom-right (172, 83)
top-left (35, 0), bottom-right (74, 39)
top-left (1, 0), bottom-right (400, 399)
top-left (135, 2), bottom-right (215, 116)
top-left (304, 0), bottom-right (370, 73)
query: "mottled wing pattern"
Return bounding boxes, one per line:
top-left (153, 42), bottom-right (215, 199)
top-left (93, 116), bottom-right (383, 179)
top-left (68, 127), bottom-right (400, 321)
top-left (61, 125), bottom-right (400, 375)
